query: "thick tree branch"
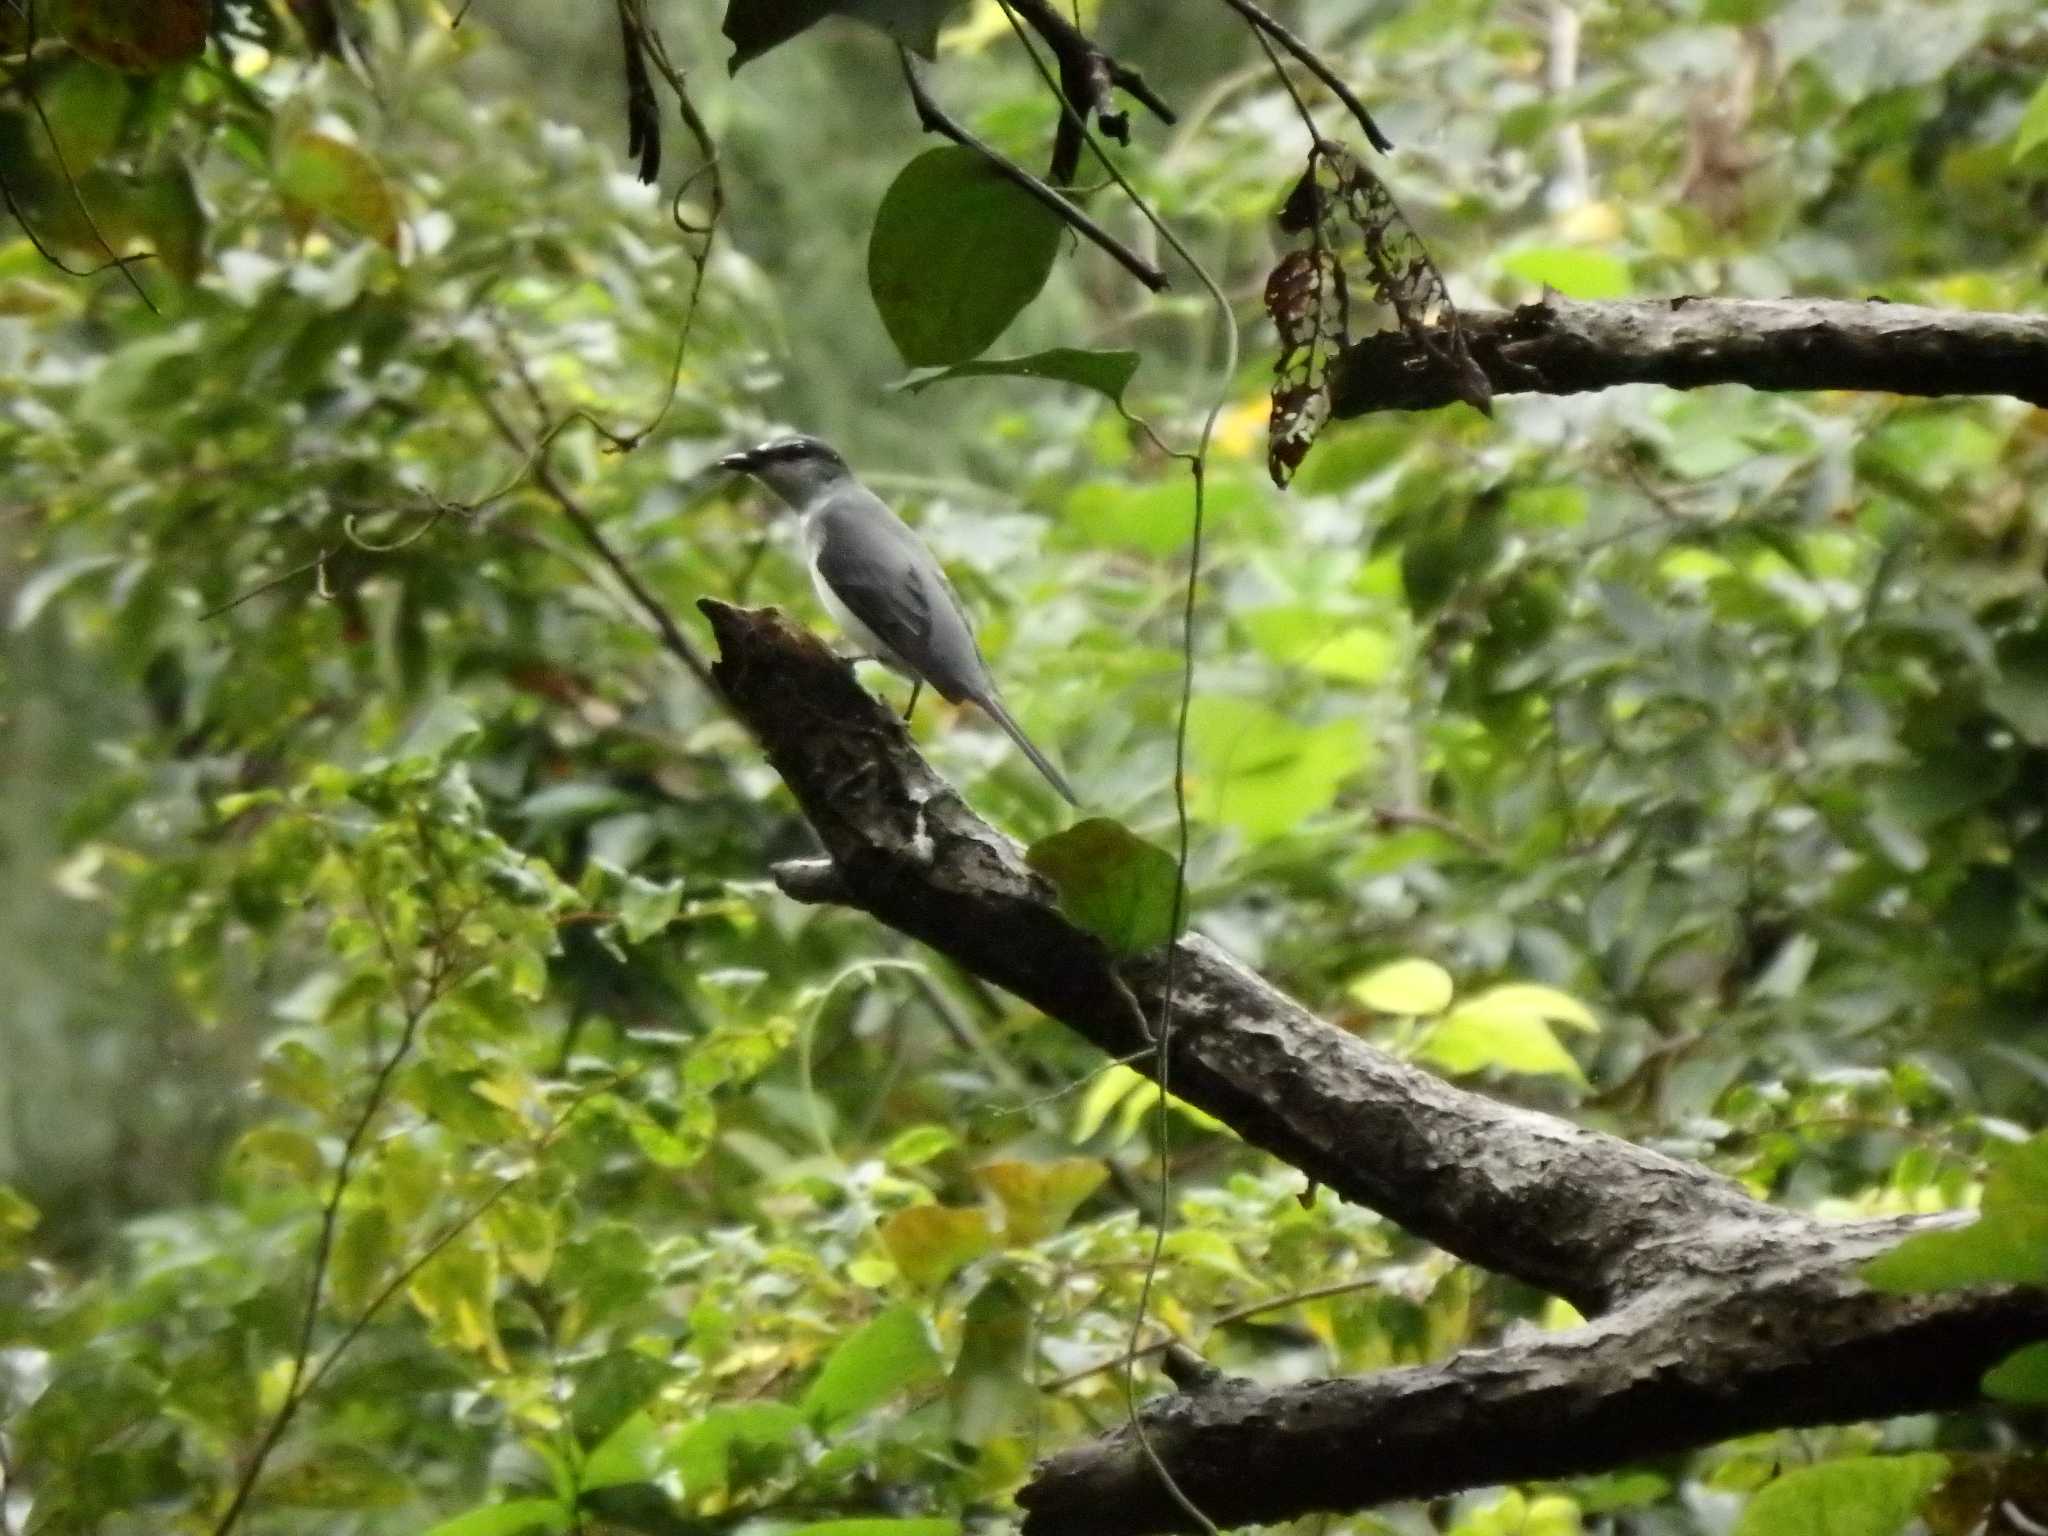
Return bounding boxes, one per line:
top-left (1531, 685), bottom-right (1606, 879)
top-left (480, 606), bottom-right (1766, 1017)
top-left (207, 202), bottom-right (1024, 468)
top-left (699, 599), bottom-right (2048, 1536)
top-left (1332, 294), bottom-right (2048, 414)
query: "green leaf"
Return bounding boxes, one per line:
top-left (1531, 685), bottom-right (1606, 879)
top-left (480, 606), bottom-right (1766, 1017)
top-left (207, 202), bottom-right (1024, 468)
top-left (800, 1303), bottom-right (944, 1427)
top-left (1984, 1341), bottom-right (2048, 1403)
top-left (618, 873), bottom-right (683, 944)
top-left (420, 1499), bottom-right (572, 1536)
top-left (1731, 1455), bottom-right (1948, 1536)
top-left (582, 1410), bottom-right (658, 1491)
top-left (892, 348), bottom-right (1140, 404)
top-left (1457, 983), bottom-right (1599, 1033)
top-left (672, 1403), bottom-right (805, 1499)
top-left (1348, 958), bottom-right (1454, 1016)
top-left (868, 146), bottom-right (1064, 367)
top-left (975, 1158), bottom-right (1107, 1243)
top-left (877, 1204), bottom-right (996, 1290)
top-left (2013, 75), bottom-right (2048, 163)
top-left (1420, 1001), bottom-right (1586, 1083)
top-left (786, 1521), bottom-right (959, 1536)
top-left (1026, 818), bottom-right (1183, 958)
top-left (1864, 1135), bottom-right (2048, 1292)
top-left (38, 56), bottom-right (131, 168)
top-left (1186, 697), bottom-right (1369, 841)
top-left (1500, 246), bottom-right (1633, 299)
top-left (55, 0), bottom-right (208, 72)
top-left (722, 0), bottom-right (963, 70)
top-left (948, 1274), bottom-right (1036, 1446)
top-left (278, 133), bottom-right (400, 250)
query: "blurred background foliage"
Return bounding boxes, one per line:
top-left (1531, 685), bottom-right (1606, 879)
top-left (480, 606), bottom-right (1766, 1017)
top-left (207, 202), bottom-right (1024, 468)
top-left (4, 0), bottom-right (2048, 1532)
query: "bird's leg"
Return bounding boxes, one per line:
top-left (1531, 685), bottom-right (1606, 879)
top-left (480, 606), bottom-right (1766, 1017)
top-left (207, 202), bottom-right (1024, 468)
top-left (901, 680), bottom-right (923, 722)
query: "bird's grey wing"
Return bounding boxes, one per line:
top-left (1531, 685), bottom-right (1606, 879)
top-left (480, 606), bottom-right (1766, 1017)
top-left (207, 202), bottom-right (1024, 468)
top-left (812, 490), bottom-right (989, 702)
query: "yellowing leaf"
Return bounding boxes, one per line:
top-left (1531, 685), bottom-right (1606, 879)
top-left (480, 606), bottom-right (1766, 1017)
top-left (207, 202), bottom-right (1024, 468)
top-left (1349, 958), bottom-right (1454, 1016)
top-left (1456, 982), bottom-right (1599, 1033)
top-left (975, 1158), bottom-right (1107, 1244)
top-left (278, 133), bottom-right (400, 250)
top-left (408, 1239), bottom-right (508, 1369)
top-left (877, 1205), bottom-right (995, 1290)
top-left (1420, 1003), bottom-right (1585, 1084)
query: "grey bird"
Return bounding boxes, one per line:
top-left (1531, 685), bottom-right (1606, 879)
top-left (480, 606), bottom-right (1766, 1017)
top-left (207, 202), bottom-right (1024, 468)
top-left (717, 434), bottom-right (1079, 806)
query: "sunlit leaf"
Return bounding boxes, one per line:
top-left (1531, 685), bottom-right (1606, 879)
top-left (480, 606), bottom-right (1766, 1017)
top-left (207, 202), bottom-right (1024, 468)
top-left (1420, 1004), bottom-right (1585, 1084)
top-left (868, 146), bottom-right (1064, 367)
top-left (1457, 983), bottom-right (1599, 1033)
top-left (420, 1500), bottom-right (572, 1536)
top-left (1731, 1455), bottom-right (1948, 1536)
top-left (1983, 1341), bottom-right (2048, 1403)
top-left (582, 1409), bottom-right (659, 1491)
top-left (2014, 76), bottom-right (2048, 163)
top-left (800, 1304), bottom-right (943, 1426)
top-left (1864, 1135), bottom-right (2048, 1292)
top-left (1500, 246), bottom-right (1633, 299)
top-left (1349, 958), bottom-right (1454, 1016)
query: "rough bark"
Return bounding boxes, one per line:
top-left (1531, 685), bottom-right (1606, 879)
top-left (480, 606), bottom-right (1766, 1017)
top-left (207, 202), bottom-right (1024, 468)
top-left (698, 599), bottom-right (2047, 1536)
top-left (1331, 295), bottom-right (2048, 415)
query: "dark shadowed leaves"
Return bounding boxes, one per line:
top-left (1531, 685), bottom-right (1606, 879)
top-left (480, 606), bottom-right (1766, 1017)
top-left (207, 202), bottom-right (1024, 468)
top-left (1026, 817), bottom-right (1183, 958)
top-left (722, 0), bottom-right (962, 71)
top-left (893, 347), bottom-right (1140, 403)
top-left (55, 0), bottom-right (208, 72)
top-left (868, 146), bottom-right (1064, 367)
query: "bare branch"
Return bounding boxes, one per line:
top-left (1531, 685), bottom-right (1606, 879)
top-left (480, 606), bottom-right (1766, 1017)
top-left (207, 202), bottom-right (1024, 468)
top-left (1332, 294), bottom-right (2048, 415)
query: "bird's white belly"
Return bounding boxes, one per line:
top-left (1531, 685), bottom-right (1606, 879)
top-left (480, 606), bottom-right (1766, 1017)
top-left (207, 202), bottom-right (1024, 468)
top-left (810, 561), bottom-right (915, 679)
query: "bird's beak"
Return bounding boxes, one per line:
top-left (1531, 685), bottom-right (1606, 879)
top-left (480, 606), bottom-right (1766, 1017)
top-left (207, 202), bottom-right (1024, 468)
top-left (716, 447), bottom-right (761, 473)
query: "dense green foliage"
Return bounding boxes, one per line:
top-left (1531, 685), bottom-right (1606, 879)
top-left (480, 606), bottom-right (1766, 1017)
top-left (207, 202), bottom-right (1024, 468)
top-left (6, 1), bottom-right (2048, 1533)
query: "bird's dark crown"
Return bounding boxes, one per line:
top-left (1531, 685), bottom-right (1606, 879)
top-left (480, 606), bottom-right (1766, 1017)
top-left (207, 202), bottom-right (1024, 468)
top-left (720, 434), bottom-right (845, 472)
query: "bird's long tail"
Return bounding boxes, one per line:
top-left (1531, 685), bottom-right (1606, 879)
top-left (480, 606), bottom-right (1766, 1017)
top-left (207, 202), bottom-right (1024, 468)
top-left (975, 692), bottom-right (1080, 807)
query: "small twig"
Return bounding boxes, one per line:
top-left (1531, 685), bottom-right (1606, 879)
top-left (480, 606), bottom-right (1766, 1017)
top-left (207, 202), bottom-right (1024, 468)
top-left (6, 6), bottom-right (160, 310)
top-left (470, 386), bottom-right (719, 696)
top-left (896, 48), bottom-right (1168, 294)
top-left (211, 905), bottom-right (455, 1536)
top-left (1045, 1275), bottom-right (1388, 1392)
top-left (1210, 0), bottom-right (1393, 154)
top-left (1002, 0), bottom-right (1174, 183)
